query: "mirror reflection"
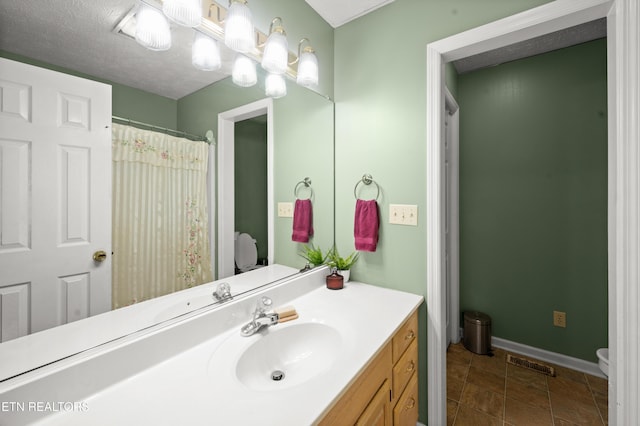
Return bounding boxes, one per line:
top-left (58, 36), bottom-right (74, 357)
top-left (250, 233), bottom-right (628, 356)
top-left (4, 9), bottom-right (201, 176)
top-left (0, 0), bottom-right (334, 374)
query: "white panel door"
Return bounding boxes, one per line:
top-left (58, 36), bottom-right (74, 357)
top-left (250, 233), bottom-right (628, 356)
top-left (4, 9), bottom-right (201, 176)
top-left (0, 58), bottom-right (112, 342)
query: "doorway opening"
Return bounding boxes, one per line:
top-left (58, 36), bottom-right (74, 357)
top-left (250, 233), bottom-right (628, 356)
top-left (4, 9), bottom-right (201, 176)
top-left (444, 38), bottom-right (608, 425)
top-left (216, 98), bottom-right (274, 279)
top-left (426, 1), bottom-right (639, 424)
top-left (234, 115), bottom-right (268, 273)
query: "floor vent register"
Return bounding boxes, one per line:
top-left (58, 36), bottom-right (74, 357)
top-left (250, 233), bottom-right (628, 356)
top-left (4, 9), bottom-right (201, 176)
top-left (506, 354), bottom-right (556, 377)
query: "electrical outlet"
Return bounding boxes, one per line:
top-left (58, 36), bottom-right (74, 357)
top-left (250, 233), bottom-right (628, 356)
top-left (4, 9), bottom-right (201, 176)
top-left (553, 311), bottom-right (567, 328)
top-left (277, 202), bottom-right (293, 218)
top-left (389, 204), bottom-right (418, 226)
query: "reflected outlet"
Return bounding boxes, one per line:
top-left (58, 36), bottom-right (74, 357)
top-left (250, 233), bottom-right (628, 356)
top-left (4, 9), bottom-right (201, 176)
top-left (277, 202), bottom-right (294, 218)
top-left (553, 311), bottom-right (567, 328)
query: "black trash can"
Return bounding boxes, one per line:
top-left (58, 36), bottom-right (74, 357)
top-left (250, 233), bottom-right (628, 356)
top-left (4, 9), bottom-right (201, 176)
top-left (463, 311), bottom-right (492, 355)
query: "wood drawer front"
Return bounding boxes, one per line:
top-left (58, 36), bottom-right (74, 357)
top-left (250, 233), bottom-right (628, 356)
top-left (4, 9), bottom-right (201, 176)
top-left (318, 343), bottom-right (392, 426)
top-left (392, 339), bottom-right (417, 402)
top-left (392, 311), bottom-right (418, 364)
top-left (393, 372), bottom-right (418, 426)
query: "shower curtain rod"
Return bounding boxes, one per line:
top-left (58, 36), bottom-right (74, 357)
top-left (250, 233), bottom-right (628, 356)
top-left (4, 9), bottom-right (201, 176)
top-left (112, 115), bottom-right (215, 144)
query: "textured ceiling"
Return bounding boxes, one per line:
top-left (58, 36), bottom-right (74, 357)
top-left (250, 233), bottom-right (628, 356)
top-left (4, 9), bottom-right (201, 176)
top-left (0, 0), bottom-right (234, 99)
top-left (454, 18), bottom-right (607, 74)
top-left (305, 0), bottom-right (395, 28)
top-left (0, 1), bottom-right (607, 99)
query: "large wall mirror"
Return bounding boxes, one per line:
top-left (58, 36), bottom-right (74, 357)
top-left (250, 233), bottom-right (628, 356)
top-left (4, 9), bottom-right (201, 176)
top-left (0, 0), bottom-right (334, 379)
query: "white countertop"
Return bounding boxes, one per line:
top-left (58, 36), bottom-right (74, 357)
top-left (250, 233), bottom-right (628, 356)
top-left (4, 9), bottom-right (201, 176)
top-left (2, 270), bottom-right (423, 426)
top-left (0, 264), bottom-right (297, 382)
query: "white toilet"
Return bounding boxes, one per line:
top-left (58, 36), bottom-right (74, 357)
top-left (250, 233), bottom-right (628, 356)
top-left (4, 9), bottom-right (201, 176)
top-left (596, 348), bottom-right (609, 377)
top-left (234, 232), bottom-right (264, 273)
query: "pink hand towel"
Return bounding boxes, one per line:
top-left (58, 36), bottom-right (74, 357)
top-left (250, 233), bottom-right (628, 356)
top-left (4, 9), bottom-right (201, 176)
top-left (354, 199), bottom-right (379, 252)
top-left (292, 199), bottom-right (314, 243)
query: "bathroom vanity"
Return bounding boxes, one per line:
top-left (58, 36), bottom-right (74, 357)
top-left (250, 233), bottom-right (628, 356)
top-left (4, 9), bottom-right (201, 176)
top-left (319, 311), bottom-right (419, 425)
top-left (0, 266), bottom-right (423, 425)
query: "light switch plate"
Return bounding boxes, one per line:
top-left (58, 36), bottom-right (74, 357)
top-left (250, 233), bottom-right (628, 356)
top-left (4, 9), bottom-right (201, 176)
top-left (389, 204), bottom-right (418, 226)
top-left (277, 202), bottom-right (294, 218)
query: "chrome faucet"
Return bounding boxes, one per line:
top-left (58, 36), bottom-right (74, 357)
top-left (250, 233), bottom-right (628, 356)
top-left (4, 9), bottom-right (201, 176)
top-left (212, 282), bottom-right (232, 302)
top-left (241, 296), bottom-right (278, 337)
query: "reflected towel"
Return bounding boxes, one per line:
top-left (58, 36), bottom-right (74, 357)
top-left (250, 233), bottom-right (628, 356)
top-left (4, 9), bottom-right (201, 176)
top-left (354, 199), bottom-right (379, 252)
top-left (292, 199), bottom-right (314, 243)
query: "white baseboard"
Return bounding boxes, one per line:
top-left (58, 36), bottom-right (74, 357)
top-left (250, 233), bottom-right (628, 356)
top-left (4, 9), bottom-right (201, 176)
top-left (491, 336), bottom-right (606, 379)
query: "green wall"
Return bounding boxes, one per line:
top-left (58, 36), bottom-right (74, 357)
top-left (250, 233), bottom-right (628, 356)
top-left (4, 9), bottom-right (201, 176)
top-left (457, 39), bottom-right (608, 361)
top-left (0, 51), bottom-right (178, 128)
top-left (333, 0), bottom-right (552, 421)
top-left (176, 0), bottom-right (335, 272)
top-left (177, 75), bottom-right (335, 270)
top-left (235, 118), bottom-right (268, 262)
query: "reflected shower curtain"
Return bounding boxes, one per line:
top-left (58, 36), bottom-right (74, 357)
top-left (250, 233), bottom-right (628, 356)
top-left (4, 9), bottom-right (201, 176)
top-left (112, 123), bottom-right (213, 309)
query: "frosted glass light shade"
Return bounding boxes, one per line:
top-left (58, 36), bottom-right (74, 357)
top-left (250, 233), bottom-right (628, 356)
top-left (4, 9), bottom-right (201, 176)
top-left (192, 32), bottom-right (222, 71)
top-left (232, 55), bottom-right (257, 87)
top-left (297, 50), bottom-right (318, 87)
top-left (135, 4), bottom-right (172, 51)
top-left (224, 1), bottom-right (255, 53)
top-left (261, 30), bottom-right (288, 74)
top-left (163, 0), bottom-right (202, 27)
top-left (265, 74), bottom-right (286, 98)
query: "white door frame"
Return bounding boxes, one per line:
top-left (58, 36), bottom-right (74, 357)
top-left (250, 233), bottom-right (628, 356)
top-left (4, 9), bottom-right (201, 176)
top-left (444, 87), bottom-right (460, 346)
top-left (426, 0), bottom-right (639, 424)
top-left (217, 98), bottom-right (274, 278)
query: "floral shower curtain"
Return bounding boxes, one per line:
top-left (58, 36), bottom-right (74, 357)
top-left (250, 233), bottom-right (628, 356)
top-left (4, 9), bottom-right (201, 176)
top-left (112, 123), bottom-right (213, 309)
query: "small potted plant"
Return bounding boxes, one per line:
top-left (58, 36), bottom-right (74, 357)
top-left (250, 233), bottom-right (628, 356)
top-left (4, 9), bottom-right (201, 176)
top-left (327, 246), bottom-right (359, 282)
top-left (298, 244), bottom-right (327, 269)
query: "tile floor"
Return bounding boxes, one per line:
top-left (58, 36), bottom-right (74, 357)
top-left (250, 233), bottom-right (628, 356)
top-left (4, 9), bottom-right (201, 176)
top-left (447, 342), bottom-right (608, 425)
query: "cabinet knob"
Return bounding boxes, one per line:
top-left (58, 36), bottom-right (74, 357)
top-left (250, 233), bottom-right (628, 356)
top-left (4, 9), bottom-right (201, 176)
top-left (405, 330), bottom-right (415, 340)
top-left (405, 397), bottom-right (416, 410)
top-left (406, 360), bottom-right (415, 373)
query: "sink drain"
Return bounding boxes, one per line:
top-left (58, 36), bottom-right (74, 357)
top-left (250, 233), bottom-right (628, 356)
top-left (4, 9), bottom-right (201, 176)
top-left (271, 370), bottom-right (285, 381)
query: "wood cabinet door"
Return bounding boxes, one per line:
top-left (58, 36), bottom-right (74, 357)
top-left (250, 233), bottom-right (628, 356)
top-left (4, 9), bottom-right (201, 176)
top-left (393, 373), bottom-right (419, 426)
top-left (356, 380), bottom-right (391, 426)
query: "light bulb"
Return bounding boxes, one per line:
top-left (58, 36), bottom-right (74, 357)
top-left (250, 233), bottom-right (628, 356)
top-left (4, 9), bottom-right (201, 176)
top-left (135, 3), bottom-right (171, 51)
top-left (297, 49), bottom-right (318, 87)
top-left (224, 0), bottom-right (255, 53)
top-left (232, 55), bottom-right (257, 87)
top-left (192, 32), bottom-right (222, 71)
top-left (265, 74), bottom-right (286, 98)
top-left (261, 28), bottom-right (288, 74)
top-left (162, 0), bottom-right (202, 27)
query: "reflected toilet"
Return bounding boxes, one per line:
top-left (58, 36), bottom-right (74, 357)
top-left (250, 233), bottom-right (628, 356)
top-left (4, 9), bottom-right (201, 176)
top-left (235, 232), bottom-right (265, 273)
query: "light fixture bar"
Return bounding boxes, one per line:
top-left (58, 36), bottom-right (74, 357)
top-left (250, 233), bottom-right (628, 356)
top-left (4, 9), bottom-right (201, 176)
top-left (113, 0), bottom-right (315, 86)
top-left (200, 0), bottom-right (303, 81)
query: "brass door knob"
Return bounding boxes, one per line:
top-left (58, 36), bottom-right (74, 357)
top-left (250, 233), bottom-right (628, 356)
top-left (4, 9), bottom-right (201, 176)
top-left (93, 250), bottom-right (108, 262)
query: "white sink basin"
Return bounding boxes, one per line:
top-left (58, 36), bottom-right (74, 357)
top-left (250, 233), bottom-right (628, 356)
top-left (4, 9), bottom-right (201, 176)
top-left (210, 322), bottom-right (342, 391)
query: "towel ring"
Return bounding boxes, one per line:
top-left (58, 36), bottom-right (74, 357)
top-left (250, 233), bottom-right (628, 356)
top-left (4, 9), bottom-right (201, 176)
top-left (294, 177), bottom-right (313, 200)
top-left (354, 174), bottom-right (380, 200)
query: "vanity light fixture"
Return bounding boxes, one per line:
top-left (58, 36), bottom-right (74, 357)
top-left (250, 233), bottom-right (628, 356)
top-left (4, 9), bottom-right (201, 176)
top-left (261, 17), bottom-right (288, 75)
top-left (296, 38), bottom-right (319, 87)
top-left (192, 32), bottom-right (222, 71)
top-left (232, 55), bottom-right (257, 87)
top-left (224, 0), bottom-right (255, 53)
top-left (162, 0), bottom-right (202, 27)
top-left (135, 2), bottom-right (172, 51)
top-left (116, 1), bottom-right (321, 95)
top-left (265, 73), bottom-right (287, 98)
